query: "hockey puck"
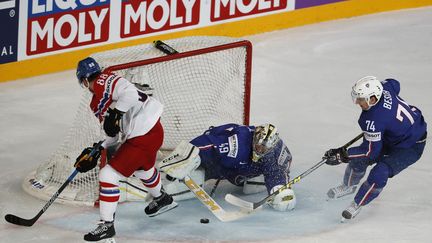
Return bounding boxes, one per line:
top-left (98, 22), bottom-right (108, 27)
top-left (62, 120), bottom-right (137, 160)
top-left (200, 218), bottom-right (209, 224)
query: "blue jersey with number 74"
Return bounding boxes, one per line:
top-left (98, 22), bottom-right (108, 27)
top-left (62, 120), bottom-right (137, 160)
top-left (348, 78), bottom-right (427, 161)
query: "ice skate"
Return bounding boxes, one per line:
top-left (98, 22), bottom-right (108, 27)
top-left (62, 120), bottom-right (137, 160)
top-left (327, 184), bottom-right (356, 199)
top-left (341, 201), bottom-right (362, 222)
top-left (84, 220), bottom-right (115, 242)
top-left (145, 191), bottom-right (178, 217)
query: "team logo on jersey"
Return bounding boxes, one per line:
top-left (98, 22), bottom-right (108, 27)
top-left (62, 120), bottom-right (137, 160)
top-left (227, 134), bottom-right (239, 158)
top-left (364, 131), bottom-right (381, 142)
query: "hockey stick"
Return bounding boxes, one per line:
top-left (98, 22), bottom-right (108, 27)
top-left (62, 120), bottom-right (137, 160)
top-left (119, 178), bottom-right (194, 199)
top-left (225, 133), bottom-right (364, 210)
top-left (5, 141), bottom-right (104, 227)
top-left (158, 140), bottom-right (252, 221)
top-left (209, 178), bottom-right (221, 197)
top-left (182, 175), bottom-right (252, 222)
top-left (154, 40), bottom-right (178, 55)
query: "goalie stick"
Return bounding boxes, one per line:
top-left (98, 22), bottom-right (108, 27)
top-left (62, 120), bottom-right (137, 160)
top-left (5, 141), bottom-right (104, 227)
top-left (182, 175), bottom-right (252, 222)
top-left (225, 133), bottom-right (364, 210)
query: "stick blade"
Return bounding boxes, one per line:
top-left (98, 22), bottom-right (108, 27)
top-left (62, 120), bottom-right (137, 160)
top-left (5, 214), bottom-right (34, 227)
top-left (216, 209), bottom-right (253, 222)
top-left (224, 194), bottom-right (255, 210)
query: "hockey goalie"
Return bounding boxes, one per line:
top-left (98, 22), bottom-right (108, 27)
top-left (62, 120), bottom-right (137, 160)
top-left (159, 123), bottom-right (297, 213)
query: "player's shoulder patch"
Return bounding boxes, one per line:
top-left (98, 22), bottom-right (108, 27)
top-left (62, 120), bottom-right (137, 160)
top-left (277, 144), bottom-right (292, 166)
top-left (227, 134), bottom-right (239, 158)
top-left (364, 131), bottom-right (381, 142)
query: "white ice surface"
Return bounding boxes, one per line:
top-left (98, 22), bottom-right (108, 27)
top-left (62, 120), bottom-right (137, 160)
top-left (1, 6), bottom-right (432, 243)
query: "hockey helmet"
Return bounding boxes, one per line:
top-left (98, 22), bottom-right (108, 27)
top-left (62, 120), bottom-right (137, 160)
top-left (76, 57), bottom-right (101, 86)
top-left (252, 123), bottom-right (280, 162)
top-left (351, 76), bottom-right (383, 109)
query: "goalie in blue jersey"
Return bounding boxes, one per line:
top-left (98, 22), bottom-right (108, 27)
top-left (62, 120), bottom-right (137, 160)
top-left (159, 123), bottom-right (296, 212)
top-left (324, 76), bottom-right (427, 221)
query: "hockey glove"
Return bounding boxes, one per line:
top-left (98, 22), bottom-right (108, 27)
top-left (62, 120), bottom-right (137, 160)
top-left (104, 108), bottom-right (124, 137)
top-left (74, 143), bottom-right (103, 173)
top-left (269, 186), bottom-right (296, 211)
top-left (324, 147), bottom-right (349, 165)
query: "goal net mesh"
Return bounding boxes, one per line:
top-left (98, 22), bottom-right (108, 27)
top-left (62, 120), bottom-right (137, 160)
top-left (23, 36), bottom-right (252, 206)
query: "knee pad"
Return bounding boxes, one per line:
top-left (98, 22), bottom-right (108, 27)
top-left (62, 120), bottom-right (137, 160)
top-left (99, 165), bottom-right (123, 185)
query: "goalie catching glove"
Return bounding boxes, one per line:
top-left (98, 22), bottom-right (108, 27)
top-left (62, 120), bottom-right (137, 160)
top-left (269, 185), bottom-right (296, 211)
top-left (74, 143), bottom-right (103, 173)
top-left (158, 141), bottom-right (201, 180)
top-left (324, 147), bottom-right (349, 165)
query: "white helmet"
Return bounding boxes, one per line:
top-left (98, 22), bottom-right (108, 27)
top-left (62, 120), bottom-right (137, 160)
top-left (351, 76), bottom-right (383, 107)
top-left (252, 124), bottom-right (280, 162)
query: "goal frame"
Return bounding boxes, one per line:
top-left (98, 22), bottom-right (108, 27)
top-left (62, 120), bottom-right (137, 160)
top-left (105, 40), bottom-right (252, 125)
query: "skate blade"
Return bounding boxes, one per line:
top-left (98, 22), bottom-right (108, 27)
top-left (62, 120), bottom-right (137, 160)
top-left (147, 202), bottom-right (178, 217)
top-left (103, 238), bottom-right (116, 243)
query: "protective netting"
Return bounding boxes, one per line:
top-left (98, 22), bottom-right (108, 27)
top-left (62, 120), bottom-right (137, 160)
top-left (23, 36), bottom-right (252, 206)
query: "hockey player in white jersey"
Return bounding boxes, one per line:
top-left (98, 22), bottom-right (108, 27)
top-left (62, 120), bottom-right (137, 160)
top-left (74, 57), bottom-right (177, 242)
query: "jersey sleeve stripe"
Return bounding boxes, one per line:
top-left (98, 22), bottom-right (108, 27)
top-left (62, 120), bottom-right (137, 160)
top-left (198, 144), bottom-right (214, 150)
top-left (348, 141), bottom-right (372, 158)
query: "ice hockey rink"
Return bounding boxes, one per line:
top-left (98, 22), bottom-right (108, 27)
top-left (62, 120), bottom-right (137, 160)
top-left (1, 6), bottom-right (431, 243)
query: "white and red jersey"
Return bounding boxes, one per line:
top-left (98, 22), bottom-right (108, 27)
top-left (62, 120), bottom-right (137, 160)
top-left (89, 71), bottom-right (163, 148)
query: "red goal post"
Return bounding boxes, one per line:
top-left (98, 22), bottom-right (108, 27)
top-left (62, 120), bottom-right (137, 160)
top-left (23, 36), bottom-right (252, 206)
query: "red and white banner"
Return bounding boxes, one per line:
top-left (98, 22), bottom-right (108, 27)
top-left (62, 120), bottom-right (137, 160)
top-left (19, 0), bottom-right (294, 60)
top-left (211, 0), bottom-right (287, 21)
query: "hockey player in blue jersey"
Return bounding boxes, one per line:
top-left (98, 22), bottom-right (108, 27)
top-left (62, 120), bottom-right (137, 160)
top-left (160, 123), bottom-right (296, 211)
top-left (324, 76), bottom-right (427, 221)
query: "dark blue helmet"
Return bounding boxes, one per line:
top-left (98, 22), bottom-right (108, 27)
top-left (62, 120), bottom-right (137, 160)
top-left (76, 57), bottom-right (101, 86)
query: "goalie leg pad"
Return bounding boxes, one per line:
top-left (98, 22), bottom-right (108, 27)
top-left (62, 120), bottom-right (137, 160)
top-left (269, 185), bottom-right (296, 211)
top-left (158, 141), bottom-right (201, 180)
top-left (243, 175), bottom-right (267, 195)
top-left (162, 168), bottom-right (205, 201)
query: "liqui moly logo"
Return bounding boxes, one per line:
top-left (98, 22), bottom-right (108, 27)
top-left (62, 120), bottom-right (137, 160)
top-left (121, 0), bottom-right (200, 38)
top-left (27, 0), bottom-right (110, 55)
top-left (211, 0), bottom-right (288, 21)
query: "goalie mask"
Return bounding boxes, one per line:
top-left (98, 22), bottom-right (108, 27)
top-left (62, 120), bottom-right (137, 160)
top-left (252, 124), bottom-right (280, 162)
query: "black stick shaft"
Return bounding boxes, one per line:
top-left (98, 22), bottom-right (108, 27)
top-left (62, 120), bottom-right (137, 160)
top-left (253, 133), bottom-right (363, 209)
top-left (5, 141), bottom-right (103, 227)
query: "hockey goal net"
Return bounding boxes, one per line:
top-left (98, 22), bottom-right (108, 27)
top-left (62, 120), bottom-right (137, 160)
top-left (23, 36), bottom-right (252, 206)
